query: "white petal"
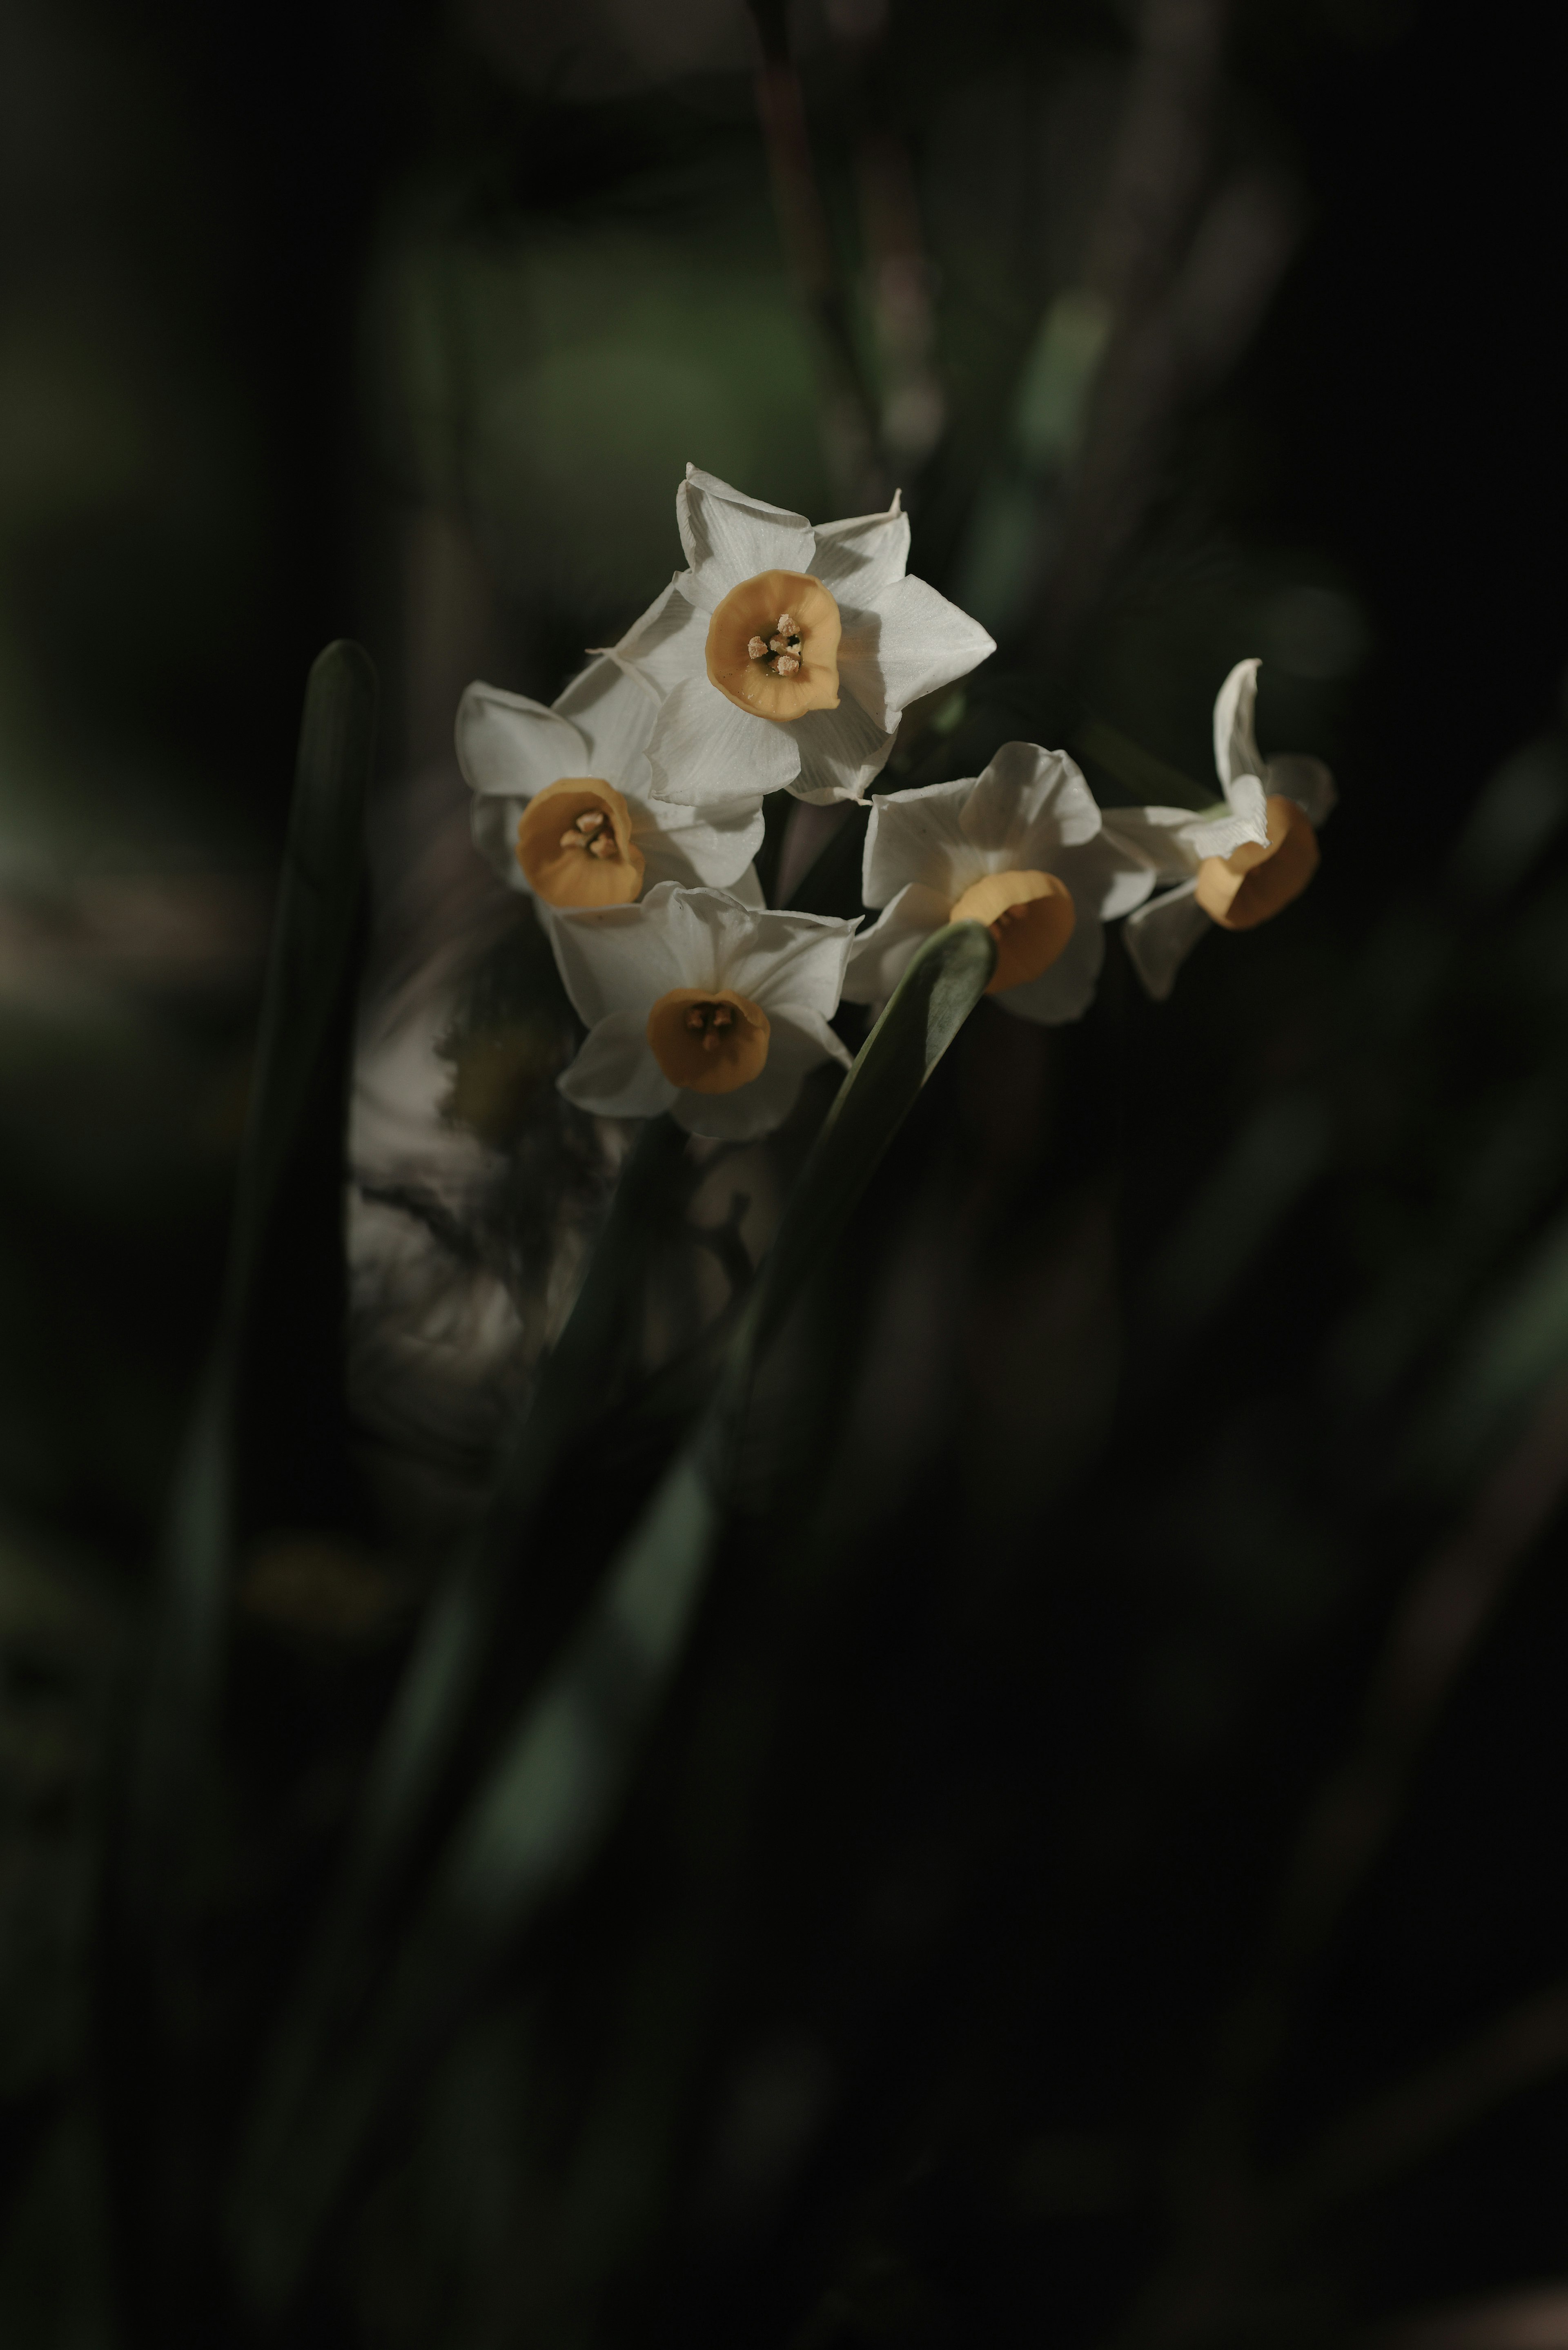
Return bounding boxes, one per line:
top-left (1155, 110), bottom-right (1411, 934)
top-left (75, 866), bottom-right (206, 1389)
top-left (555, 654), bottom-right (657, 791)
top-left (667, 889), bottom-right (855, 1019)
top-left (790, 692), bottom-right (895, 806)
top-left (1096, 808), bottom-right (1198, 878)
top-left (863, 776), bottom-right (982, 907)
top-left (548, 886), bottom-right (686, 1028)
top-left (968, 742), bottom-right (1100, 858)
top-left (456, 682), bottom-right (588, 801)
top-left (670, 1008), bottom-right (849, 1143)
top-left (840, 573), bottom-right (996, 732)
top-left (1120, 881), bottom-right (1212, 1001)
top-left (841, 881), bottom-right (952, 1006)
top-left (1100, 794), bottom-right (1268, 879)
top-left (470, 795), bottom-right (530, 895)
top-left (646, 675), bottom-right (803, 806)
top-left (785, 686), bottom-right (893, 808)
top-left (609, 575), bottom-right (706, 701)
top-left (809, 495), bottom-right (910, 600)
top-left (727, 917), bottom-right (855, 1021)
top-left (633, 795), bottom-right (766, 892)
top-left (676, 466), bottom-right (815, 608)
top-left (1213, 657), bottom-right (1265, 795)
top-left (1051, 832), bottom-right (1158, 922)
top-left (1225, 772), bottom-right (1270, 841)
top-left (1267, 752), bottom-right (1337, 827)
top-left (557, 1010), bottom-right (678, 1121)
top-left (996, 911), bottom-right (1105, 1026)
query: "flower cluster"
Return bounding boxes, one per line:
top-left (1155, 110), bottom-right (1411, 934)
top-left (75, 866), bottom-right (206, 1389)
top-left (459, 468), bottom-right (1335, 1140)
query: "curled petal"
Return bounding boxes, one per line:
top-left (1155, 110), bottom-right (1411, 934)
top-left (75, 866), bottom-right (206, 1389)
top-left (1214, 656), bottom-right (1265, 797)
top-left (1101, 793), bottom-right (1269, 882)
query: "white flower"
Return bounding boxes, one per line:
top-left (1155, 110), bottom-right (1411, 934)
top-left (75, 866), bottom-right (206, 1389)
top-left (459, 653), bottom-right (765, 914)
top-left (550, 883), bottom-right (857, 1142)
top-left (1105, 658), bottom-right (1337, 1001)
top-left (842, 742), bottom-right (1154, 1024)
top-left (608, 465), bottom-right (996, 811)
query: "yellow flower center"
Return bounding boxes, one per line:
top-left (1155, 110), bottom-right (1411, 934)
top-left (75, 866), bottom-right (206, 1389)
top-left (1194, 794), bottom-right (1319, 930)
top-left (705, 569), bottom-right (842, 722)
top-left (949, 870), bottom-right (1076, 994)
top-left (646, 988), bottom-right (771, 1095)
top-left (515, 778), bottom-right (645, 908)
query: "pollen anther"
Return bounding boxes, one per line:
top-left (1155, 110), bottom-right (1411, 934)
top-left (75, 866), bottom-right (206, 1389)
top-left (649, 987), bottom-right (771, 1093)
top-left (704, 569), bottom-right (842, 720)
top-left (518, 778), bottom-right (645, 907)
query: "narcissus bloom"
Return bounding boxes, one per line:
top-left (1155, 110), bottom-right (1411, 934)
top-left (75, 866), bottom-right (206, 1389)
top-left (550, 883), bottom-right (857, 1142)
top-left (843, 743), bottom-right (1153, 1023)
top-left (610, 466), bottom-right (996, 809)
top-left (1104, 659), bottom-right (1336, 1000)
top-left (459, 655), bottom-right (764, 914)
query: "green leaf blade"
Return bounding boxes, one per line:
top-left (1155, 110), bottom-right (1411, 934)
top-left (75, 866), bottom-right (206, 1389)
top-left (227, 920), bottom-right (995, 2315)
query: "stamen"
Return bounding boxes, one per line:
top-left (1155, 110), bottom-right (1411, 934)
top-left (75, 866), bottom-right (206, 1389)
top-left (517, 777), bottom-right (644, 907)
top-left (680, 999), bottom-right (740, 1048)
top-left (745, 606), bottom-right (808, 679)
top-left (648, 985), bottom-right (771, 1093)
top-left (706, 569), bottom-right (842, 718)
